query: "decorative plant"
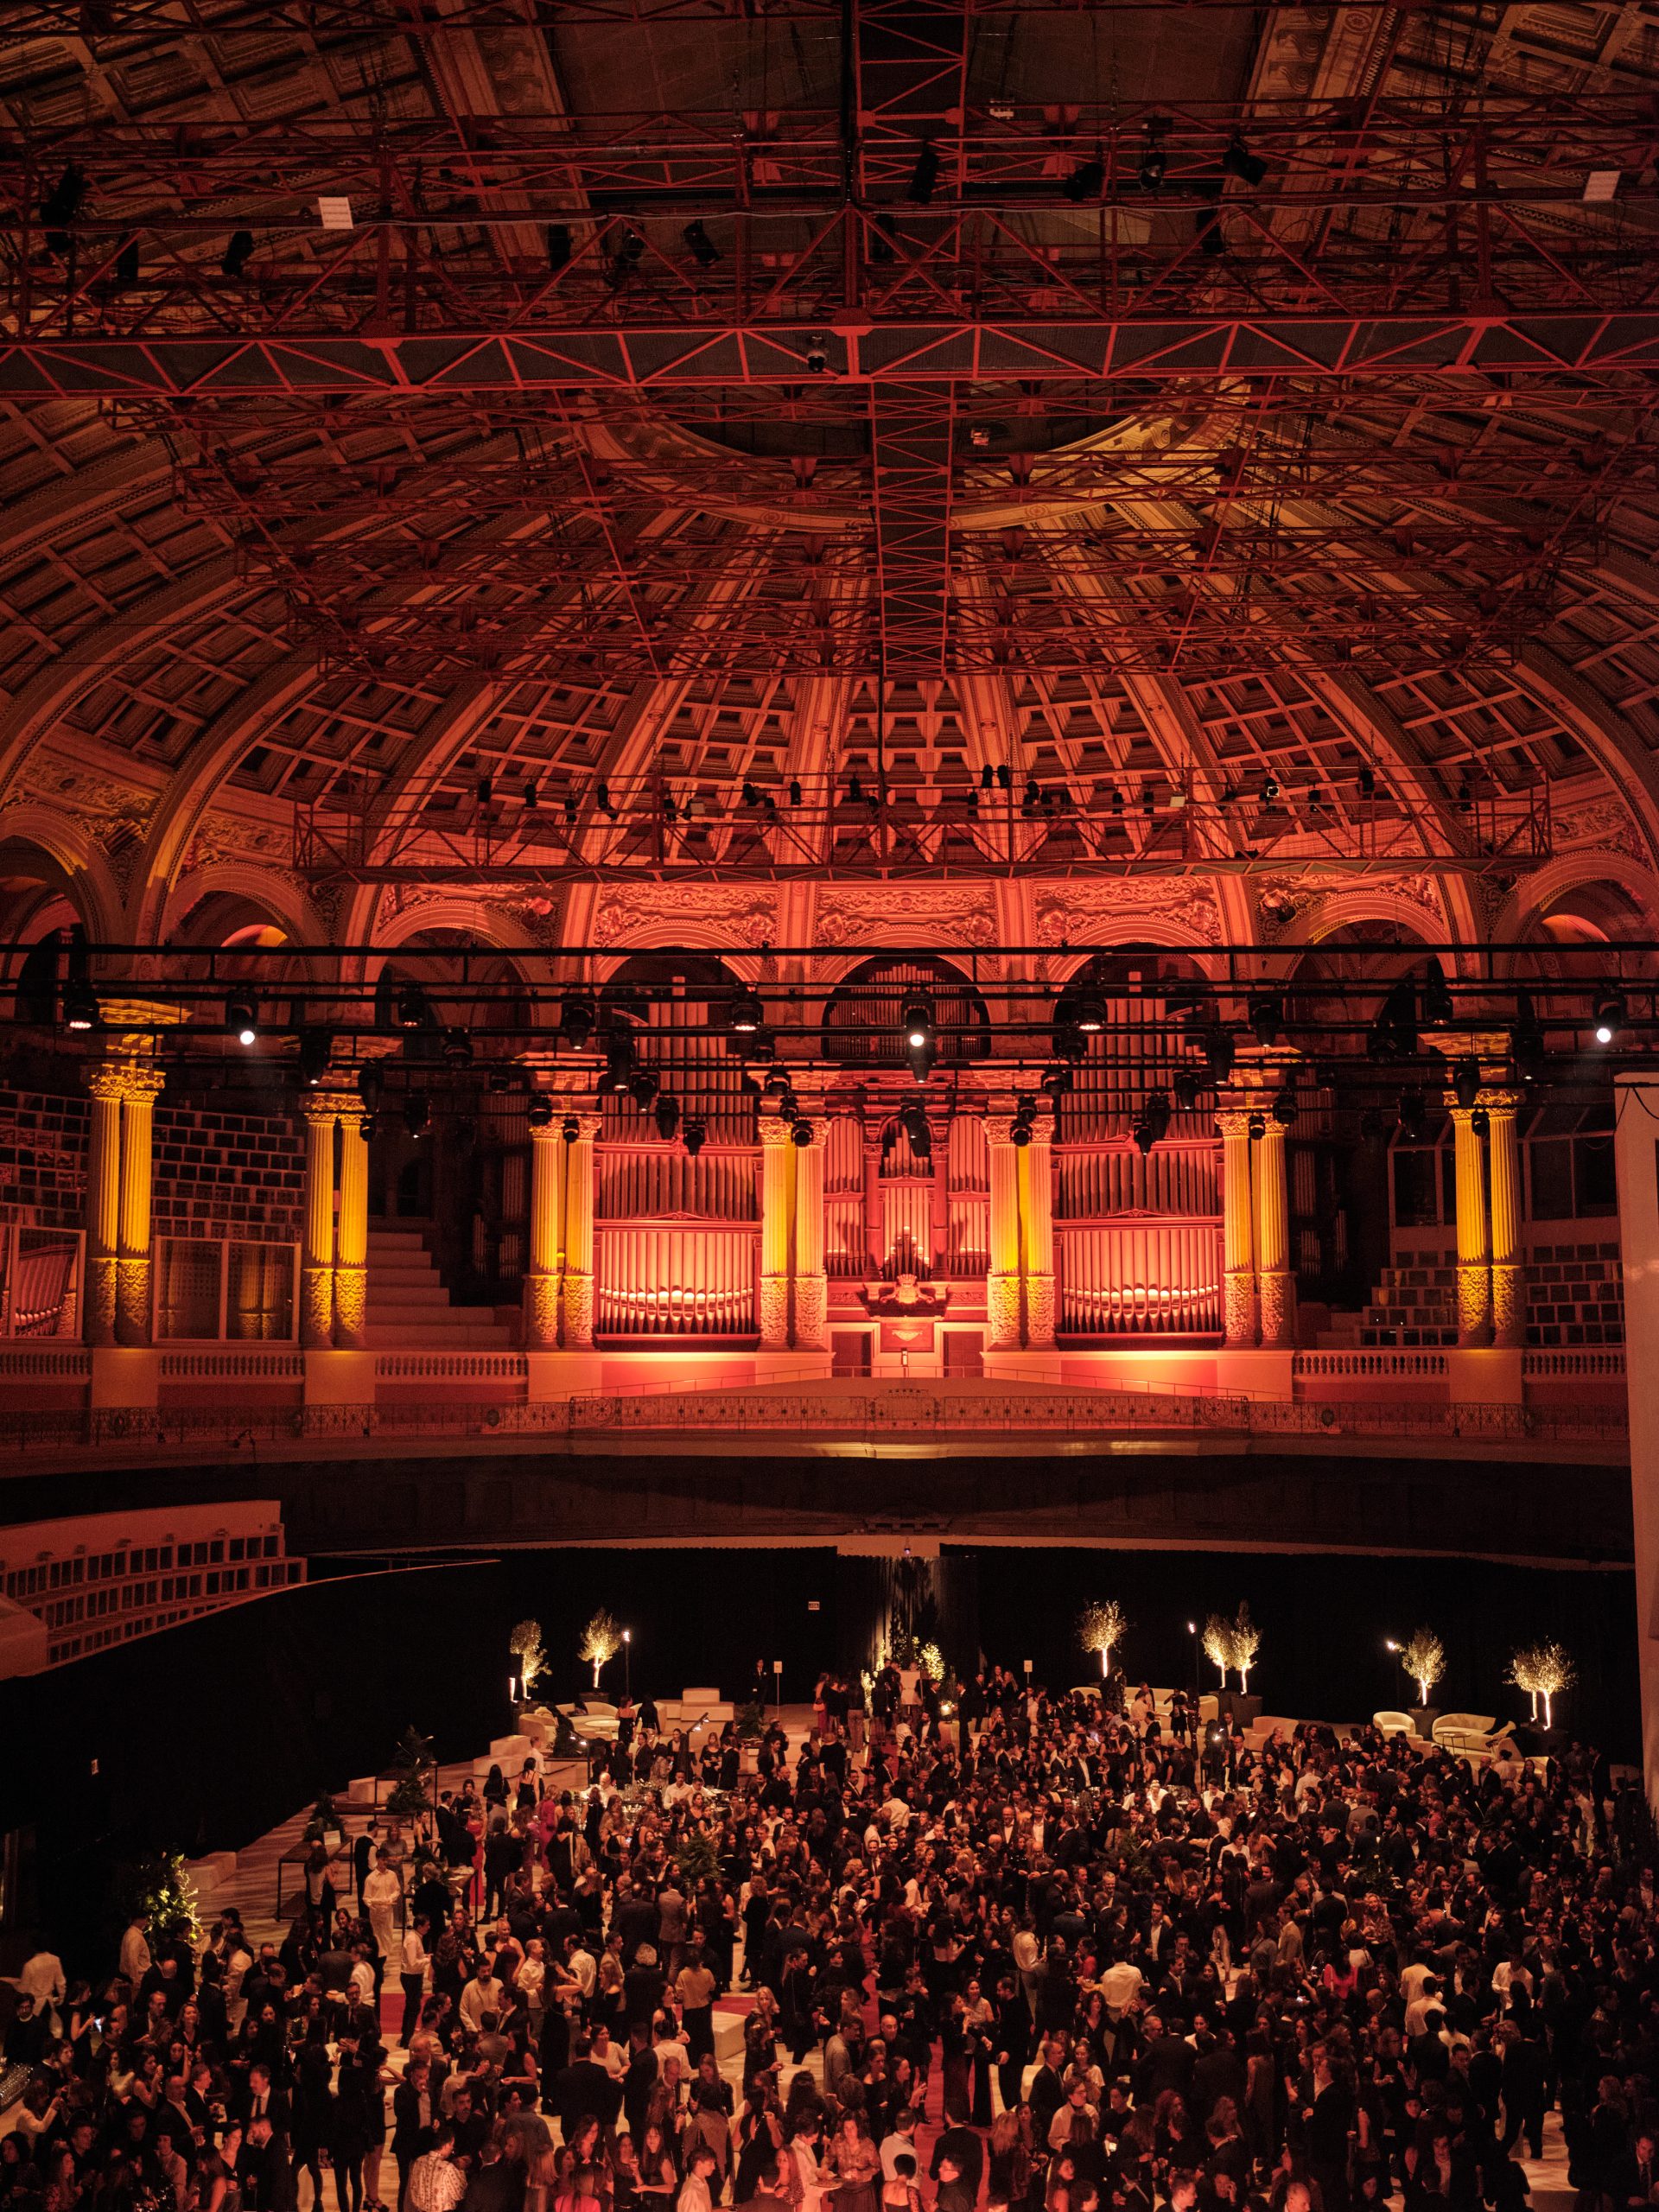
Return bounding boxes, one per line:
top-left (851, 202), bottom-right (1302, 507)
top-left (1510, 1640), bottom-right (1573, 1729)
top-left (1202, 1613), bottom-right (1232, 1689)
top-left (1400, 1628), bottom-right (1446, 1711)
top-left (735, 1699), bottom-right (766, 1741)
top-left (918, 1640), bottom-right (945, 1683)
top-left (577, 1607), bottom-right (623, 1689)
top-left (677, 1826), bottom-right (718, 1887)
top-left (385, 1725), bottom-right (436, 1821)
top-left (1079, 1599), bottom-right (1128, 1679)
top-left (510, 1618), bottom-right (546, 1697)
top-left (302, 1790), bottom-right (340, 1842)
top-left (119, 1852), bottom-right (202, 1948)
top-left (1230, 1603), bottom-right (1262, 1694)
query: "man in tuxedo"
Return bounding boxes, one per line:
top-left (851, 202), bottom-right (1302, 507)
top-left (238, 2118), bottom-right (298, 2212)
top-left (551, 2033), bottom-right (620, 2143)
top-left (238, 2063), bottom-right (291, 2134)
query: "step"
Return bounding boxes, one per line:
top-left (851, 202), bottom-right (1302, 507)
top-left (365, 1323), bottom-right (513, 1349)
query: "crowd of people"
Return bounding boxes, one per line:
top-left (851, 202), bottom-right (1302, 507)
top-left (1, 1664), bottom-right (1652, 2212)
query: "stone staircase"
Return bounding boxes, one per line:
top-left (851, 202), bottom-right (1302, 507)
top-left (1320, 1244), bottom-right (1459, 1350)
top-left (364, 1225), bottom-right (514, 1350)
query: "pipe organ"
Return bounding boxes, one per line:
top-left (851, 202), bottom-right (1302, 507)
top-left (516, 972), bottom-right (1287, 1351)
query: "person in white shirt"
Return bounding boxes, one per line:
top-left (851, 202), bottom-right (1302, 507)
top-left (677, 2145), bottom-right (719, 2212)
top-left (18, 1948), bottom-right (65, 2031)
top-left (363, 1852), bottom-right (404, 1969)
top-left (399, 1918), bottom-right (431, 2046)
top-left (459, 1961), bottom-right (507, 2034)
top-left (119, 1916), bottom-right (151, 1990)
top-left (516, 1938), bottom-right (548, 2031)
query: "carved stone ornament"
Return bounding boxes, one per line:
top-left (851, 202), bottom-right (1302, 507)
top-left (861, 1273), bottom-right (950, 1319)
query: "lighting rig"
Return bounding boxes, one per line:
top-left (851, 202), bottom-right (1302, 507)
top-left (9, 938), bottom-right (1652, 1154)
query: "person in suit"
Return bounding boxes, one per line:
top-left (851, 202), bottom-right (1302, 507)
top-left (238, 2063), bottom-right (293, 2135)
top-left (393, 2059), bottom-right (445, 2211)
top-left (551, 2034), bottom-right (621, 2143)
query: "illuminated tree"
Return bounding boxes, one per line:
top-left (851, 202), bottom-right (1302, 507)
top-left (1230, 1603), bottom-right (1262, 1695)
top-left (1401, 1628), bottom-right (1446, 1711)
top-left (509, 1618), bottom-right (546, 1696)
top-left (578, 1607), bottom-right (623, 1689)
top-left (919, 1641), bottom-right (945, 1684)
top-left (1079, 1599), bottom-right (1128, 1679)
top-left (1510, 1640), bottom-right (1574, 1729)
top-left (1203, 1614), bottom-right (1232, 1689)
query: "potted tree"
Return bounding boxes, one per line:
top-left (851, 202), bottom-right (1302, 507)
top-left (1078, 1599), bottom-right (1128, 1688)
top-left (1219, 1604), bottom-right (1263, 1727)
top-left (1400, 1628), bottom-right (1446, 1737)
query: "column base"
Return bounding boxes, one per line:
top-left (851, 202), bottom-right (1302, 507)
top-left (334, 1263), bottom-right (367, 1349)
top-left (1446, 1347), bottom-right (1523, 1406)
top-left (1256, 1270), bottom-right (1296, 1351)
top-left (522, 1271), bottom-right (561, 1351)
top-left (303, 1350), bottom-right (378, 1407)
top-left (1215, 1348), bottom-right (1296, 1400)
top-left (524, 1351), bottom-right (607, 1399)
top-left (1456, 1260), bottom-right (1493, 1347)
top-left (1491, 1262), bottom-right (1524, 1349)
top-left (90, 1347), bottom-right (161, 1410)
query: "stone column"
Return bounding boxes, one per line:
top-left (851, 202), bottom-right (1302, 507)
top-left (1255, 1116), bottom-right (1295, 1350)
top-left (84, 1066), bottom-right (127, 1348)
top-left (1022, 1122), bottom-right (1057, 1351)
top-left (300, 1091), bottom-right (340, 1351)
top-left (758, 1116), bottom-right (795, 1351)
top-left (984, 1117), bottom-right (1025, 1351)
top-left (861, 1132), bottom-right (885, 1277)
top-left (113, 1066), bottom-right (164, 1346)
top-left (524, 1116), bottom-right (564, 1350)
top-left (1217, 1108), bottom-right (1257, 1349)
top-left (1486, 1089), bottom-right (1525, 1350)
top-left (792, 1121), bottom-right (830, 1351)
top-left (334, 1107), bottom-right (370, 1350)
top-left (1447, 1104), bottom-right (1493, 1346)
top-left (560, 1110), bottom-right (601, 1349)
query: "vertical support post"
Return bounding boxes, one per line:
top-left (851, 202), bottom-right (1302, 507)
top-left (524, 1115), bottom-right (563, 1350)
top-left (758, 1117), bottom-right (794, 1350)
top-left (984, 1116), bottom-right (1025, 1351)
top-left (334, 1105), bottom-right (370, 1351)
top-left (1487, 1090), bottom-right (1525, 1350)
top-left (1217, 1107), bottom-right (1257, 1349)
top-left (560, 1110), bottom-right (601, 1349)
top-left (793, 1121), bottom-right (829, 1351)
top-left (1255, 1116), bottom-right (1294, 1350)
top-left (1022, 1120), bottom-right (1056, 1351)
top-left (84, 1067), bottom-right (126, 1348)
top-left (1448, 1103), bottom-right (1493, 1346)
top-left (862, 1127), bottom-right (886, 1276)
top-left (300, 1091), bottom-right (340, 1351)
top-left (1613, 1075), bottom-right (1659, 1805)
top-left (114, 1067), bottom-right (162, 1346)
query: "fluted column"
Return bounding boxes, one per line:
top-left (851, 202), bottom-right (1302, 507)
top-left (300, 1092), bottom-right (340, 1351)
top-left (1022, 1123), bottom-right (1057, 1351)
top-left (524, 1117), bottom-right (564, 1350)
top-left (758, 1117), bottom-right (794, 1350)
top-left (793, 1121), bottom-right (830, 1350)
top-left (560, 1110), bottom-right (601, 1349)
top-left (1487, 1090), bottom-right (1525, 1350)
top-left (1217, 1108), bottom-right (1257, 1349)
top-left (113, 1066), bottom-right (164, 1345)
top-left (1254, 1117), bottom-right (1295, 1350)
top-left (1447, 1104), bottom-right (1493, 1346)
top-left (334, 1108), bottom-right (370, 1350)
top-left (862, 1135), bottom-right (885, 1276)
top-left (84, 1068), bottom-right (128, 1348)
top-left (984, 1117), bottom-right (1026, 1351)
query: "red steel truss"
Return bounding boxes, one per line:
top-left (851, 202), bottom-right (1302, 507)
top-left (290, 766), bottom-right (1554, 884)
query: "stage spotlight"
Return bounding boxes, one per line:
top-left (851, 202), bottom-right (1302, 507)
top-left (298, 1028), bottom-right (334, 1087)
top-left (396, 984), bottom-right (425, 1030)
top-left (654, 1092), bottom-right (681, 1140)
top-left (226, 991), bottom-right (257, 1046)
top-left (1595, 989), bottom-right (1626, 1046)
top-left (1221, 132), bottom-right (1267, 187)
top-left (683, 220), bottom-right (721, 267)
top-left (901, 994), bottom-right (935, 1051)
top-left (562, 993), bottom-right (596, 1047)
top-left (1452, 1057), bottom-right (1480, 1111)
top-left (1064, 154), bottom-right (1104, 202)
top-left (683, 1117), bottom-right (707, 1157)
top-left (1423, 957), bottom-right (1454, 1024)
top-left (791, 1118), bottom-right (814, 1147)
top-left (1072, 988), bottom-right (1107, 1034)
top-left (221, 228), bottom-right (255, 278)
top-left (728, 988), bottom-right (765, 1035)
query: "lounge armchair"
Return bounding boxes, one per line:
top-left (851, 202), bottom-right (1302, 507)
top-left (1373, 1710), bottom-right (1417, 1738)
top-left (1433, 1712), bottom-right (1500, 1759)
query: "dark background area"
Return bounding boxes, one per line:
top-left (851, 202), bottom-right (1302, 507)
top-left (0, 1541), bottom-right (1634, 1975)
